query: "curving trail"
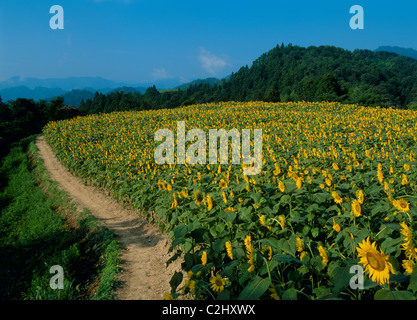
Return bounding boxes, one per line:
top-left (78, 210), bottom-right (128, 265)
top-left (35, 136), bottom-right (182, 300)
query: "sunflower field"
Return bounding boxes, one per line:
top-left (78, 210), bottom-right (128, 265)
top-left (43, 101), bottom-right (417, 300)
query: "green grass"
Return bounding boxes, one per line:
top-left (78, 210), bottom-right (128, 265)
top-left (0, 135), bottom-right (121, 300)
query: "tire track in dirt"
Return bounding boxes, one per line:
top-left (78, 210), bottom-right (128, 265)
top-left (35, 136), bottom-right (182, 300)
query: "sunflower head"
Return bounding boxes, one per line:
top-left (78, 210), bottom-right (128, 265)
top-left (351, 199), bottom-right (361, 217)
top-left (205, 194), bottom-right (213, 211)
top-left (201, 251), bottom-right (208, 266)
top-left (356, 190), bottom-right (364, 204)
top-left (393, 199), bottom-right (410, 212)
top-left (278, 181), bottom-right (285, 192)
top-left (356, 237), bottom-right (394, 285)
top-left (318, 245), bottom-right (328, 267)
top-left (332, 191), bottom-right (343, 204)
top-left (219, 179), bottom-right (228, 189)
top-left (210, 274), bottom-right (226, 293)
top-left (332, 218), bottom-right (341, 232)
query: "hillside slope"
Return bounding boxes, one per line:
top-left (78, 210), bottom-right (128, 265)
top-left (80, 44), bottom-right (417, 114)
top-left (216, 44), bottom-right (417, 107)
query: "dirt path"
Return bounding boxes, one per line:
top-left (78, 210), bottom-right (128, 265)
top-left (35, 136), bottom-right (182, 300)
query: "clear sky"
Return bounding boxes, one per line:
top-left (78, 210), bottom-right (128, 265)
top-left (0, 0), bottom-right (416, 84)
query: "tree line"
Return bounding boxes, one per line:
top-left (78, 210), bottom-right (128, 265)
top-left (79, 44), bottom-right (417, 115)
top-left (0, 97), bottom-right (81, 158)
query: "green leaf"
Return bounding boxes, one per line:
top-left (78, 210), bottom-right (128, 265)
top-left (330, 266), bottom-right (352, 295)
top-left (275, 234), bottom-right (298, 257)
top-left (272, 254), bottom-right (303, 265)
top-left (380, 237), bottom-right (402, 255)
top-left (311, 227), bottom-right (319, 238)
top-left (217, 289), bottom-right (231, 300)
top-left (174, 223), bottom-right (188, 239)
top-left (213, 237), bottom-right (228, 253)
top-left (280, 195), bottom-right (291, 205)
top-left (408, 266), bottom-right (417, 293)
top-left (314, 192), bottom-right (328, 204)
top-left (237, 276), bottom-right (271, 300)
top-left (219, 210), bottom-right (236, 223)
top-left (169, 271), bottom-right (183, 292)
top-left (374, 289), bottom-right (416, 300)
top-left (282, 287), bottom-right (297, 300)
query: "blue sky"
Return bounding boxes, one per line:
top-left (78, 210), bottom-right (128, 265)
top-left (0, 0), bottom-right (416, 84)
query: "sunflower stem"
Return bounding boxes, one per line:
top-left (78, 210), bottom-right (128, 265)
top-left (262, 257), bottom-right (272, 281)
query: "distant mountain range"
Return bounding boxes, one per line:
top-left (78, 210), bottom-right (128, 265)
top-left (2, 45), bottom-right (416, 107)
top-left (375, 46), bottom-right (417, 60)
top-left (0, 76), bottom-right (221, 106)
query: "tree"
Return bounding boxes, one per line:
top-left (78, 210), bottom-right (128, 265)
top-left (315, 73), bottom-right (342, 101)
top-left (301, 78), bottom-right (318, 101)
top-left (265, 83), bottom-right (280, 102)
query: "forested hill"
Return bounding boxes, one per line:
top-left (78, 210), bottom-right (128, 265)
top-left (79, 44), bottom-right (417, 114)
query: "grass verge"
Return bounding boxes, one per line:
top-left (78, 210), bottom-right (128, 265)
top-left (0, 135), bottom-right (121, 300)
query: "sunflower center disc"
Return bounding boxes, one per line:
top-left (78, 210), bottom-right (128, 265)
top-left (366, 252), bottom-right (385, 271)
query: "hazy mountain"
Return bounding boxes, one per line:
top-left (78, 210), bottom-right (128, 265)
top-left (0, 76), bottom-right (134, 91)
top-left (375, 46), bottom-right (417, 60)
top-left (0, 76), bottom-right (182, 106)
top-left (0, 86), bottom-right (66, 103)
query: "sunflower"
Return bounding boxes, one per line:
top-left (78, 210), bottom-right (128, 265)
top-left (205, 194), bottom-right (213, 211)
top-left (401, 174), bottom-right (409, 186)
top-left (296, 178), bottom-right (302, 189)
top-left (259, 215), bottom-right (272, 230)
top-left (269, 285), bottom-right (280, 300)
top-left (351, 199), bottom-right (361, 217)
top-left (171, 193), bottom-right (178, 208)
top-left (219, 179), bottom-right (228, 189)
top-left (244, 235), bottom-right (255, 272)
top-left (332, 162), bottom-right (339, 170)
top-left (201, 251), bottom-right (207, 266)
top-left (332, 191), bottom-right (343, 204)
top-left (225, 241), bottom-right (234, 260)
top-left (193, 189), bottom-right (203, 206)
top-left (404, 164), bottom-right (411, 171)
top-left (400, 222), bottom-right (417, 260)
top-left (222, 191), bottom-right (228, 204)
top-left (356, 237), bottom-right (394, 285)
top-left (300, 251), bottom-right (308, 261)
top-left (318, 246), bottom-right (328, 267)
top-left (244, 235), bottom-right (252, 253)
top-left (278, 181), bottom-right (285, 192)
top-left (210, 274), bottom-right (226, 293)
top-left (402, 260), bottom-right (414, 274)
top-left (377, 170), bottom-right (384, 184)
top-left (332, 218), bottom-right (341, 233)
top-left (278, 216), bottom-right (286, 228)
top-left (296, 237), bottom-right (303, 252)
top-left (393, 199), bottom-right (410, 212)
top-left (356, 190), bottom-right (364, 204)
